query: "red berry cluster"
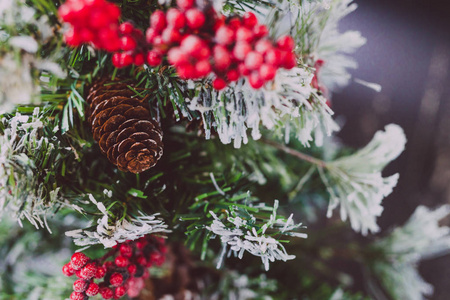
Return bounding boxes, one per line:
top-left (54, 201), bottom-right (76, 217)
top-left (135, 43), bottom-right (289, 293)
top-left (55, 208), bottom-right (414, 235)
top-left (62, 236), bottom-right (166, 300)
top-left (58, 0), bottom-right (121, 51)
top-left (144, 1), bottom-right (297, 89)
top-left (112, 22), bottom-right (147, 68)
top-left (58, 0), bottom-right (298, 90)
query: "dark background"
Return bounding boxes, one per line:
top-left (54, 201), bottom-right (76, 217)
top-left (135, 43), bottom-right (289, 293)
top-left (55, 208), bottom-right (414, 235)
top-left (333, 0), bottom-right (450, 298)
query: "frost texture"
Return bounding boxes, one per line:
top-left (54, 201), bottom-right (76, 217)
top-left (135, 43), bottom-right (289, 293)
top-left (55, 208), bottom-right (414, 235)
top-left (66, 195), bottom-right (170, 248)
top-left (319, 124), bottom-right (407, 235)
top-left (206, 200), bottom-right (306, 271)
top-left (372, 205), bottom-right (450, 300)
top-left (0, 109), bottom-right (78, 231)
top-left (188, 67), bottom-right (338, 148)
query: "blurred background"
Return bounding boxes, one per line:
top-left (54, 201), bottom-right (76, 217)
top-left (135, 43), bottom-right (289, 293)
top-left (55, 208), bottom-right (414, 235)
top-left (334, 0), bottom-right (450, 298)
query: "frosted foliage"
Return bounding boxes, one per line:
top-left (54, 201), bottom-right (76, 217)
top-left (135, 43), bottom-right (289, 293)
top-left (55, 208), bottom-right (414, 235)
top-left (276, 0), bottom-right (367, 91)
top-left (206, 200), bottom-right (306, 271)
top-left (0, 109), bottom-right (77, 231)
top-left (372, 205), bottom-right (450, 300)
top-left (321, 124), bottom-right (406, 235)
top-left (0, 0), bottom-right (65, 114)
top-left (188, 67), bottom-right (338, 147)
top-left (378, 205), bottom-right (450, 261)
top-left (65, 195), bottom-right (170, 248)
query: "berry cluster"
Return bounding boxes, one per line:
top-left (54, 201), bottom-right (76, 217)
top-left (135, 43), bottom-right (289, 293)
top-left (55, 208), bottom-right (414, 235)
top-left (112, 22), bottom-right (147, 68)
top-left (58, 0), bottom-right (298, 90)
top-left (62, 235), bottom-right (166, 300)
top-left (58, 0), bottom-right (121, 51)
top-left (145, 1), bottom-right (297, 89)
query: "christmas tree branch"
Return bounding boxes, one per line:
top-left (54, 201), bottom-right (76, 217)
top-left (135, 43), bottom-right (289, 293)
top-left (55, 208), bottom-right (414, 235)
top-left (261, 138), bottom-right (327, 168)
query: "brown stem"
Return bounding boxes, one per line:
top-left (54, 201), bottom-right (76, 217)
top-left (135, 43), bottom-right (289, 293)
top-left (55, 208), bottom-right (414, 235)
top-left (261, 138), bottom-right (327, 168)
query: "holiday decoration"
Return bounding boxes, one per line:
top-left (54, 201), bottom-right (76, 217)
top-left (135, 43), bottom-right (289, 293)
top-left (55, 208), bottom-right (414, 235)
top-left (1, 0), bottom-right (449, 300)
top-left (87, 79), bottom-right (164, 173)
top-left (58, 0), bottom-right (297, 90)
top-left (63, 235), bottom-right (166, 299)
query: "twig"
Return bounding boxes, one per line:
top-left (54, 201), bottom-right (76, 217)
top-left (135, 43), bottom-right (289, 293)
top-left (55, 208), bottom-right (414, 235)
top-left (261, 138), bottom-right (327, 168)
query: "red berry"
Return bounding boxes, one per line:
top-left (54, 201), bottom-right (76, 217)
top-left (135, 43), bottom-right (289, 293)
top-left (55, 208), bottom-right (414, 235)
top-left (71, 253), bottom-right (89, 271)
top-left (146, 28), bottom-right (158, 43)
top-left (135, 240), bottom-right (147, 250)
top-left (133, 28), bottom-right (144, 39)
top-left (245, 51), bottom-right (264, 70)
top-left (104, 261), bottom-right (114, 269)
top-left (180, 36), bottom-right (210, 60)
top-left (243, 12), bottom-right (258, 28)
top-left (86, 282), bottom-right (99, 297)
top-left (58, 4), bottom-right (74, 23)
top-left (120, 244), bottom-right (133, 258)
top-left (233, 42), bottom-right (252, 61)
top-left (167, 48), bottom-right (189, 66)
top-left (176, 63), bottom-right (196, 79)
top-left (150, 10), bottom-right (166, 32)
top-left (115, 256), bottom-right (129, 268)
top-left (114, 286), bottom-right (127, 298)
top-left (152, 36), bottom-right (165, 50)
top-left (195, 60), bottom-right (211, 78)
top-left (127, 277), bottom-right (145, 298)
top-left (136, 255), bottom-right (147, 266)
top-left (253, 24), bottom-right (268, 38)
top-left (119, 22), bottom-right (134, 35)
top-left (75, 269), bottom-right (83, 278)
top-left (161, 27), bottom-right (182, 44)
top-left (315, 59), bottom-right (325, 68)
top-left (98, 28), bottom-right (121, 51)
top-left (238, 63), bottom-right (250, 76)
top-left (70, 291), bottom-right (85, 300)
top-left (248, 72), bottom-right (264, 89)
top-left (89, 10), bottom-right (112, 29)
top-left (146, 50), bottom-right (162, 67)
top-left (228, 17), bottom-right (241, 30)
top-left (128, 264), bottom-right (137, 275)
top-left (180, 35), bottom-right (201, 52)
top-left (149, 252), bottom-right (165, 266)
top-left (73, 279), bottom-right (88, 292)
top-left (265, 48), bottom-right (282, 66)
top-left (213, 78), bottom-right (227, 90)
top-left (226, 69), bottom-right (240, 82)
top-left (213, 45), bottom-right (231, 71)
top-left (134, 53), bottom-right (145, 66)
top-left (110, 273), bottom-right (123, 287)
top-left (255, 39), bottom-right (273, 54)
top-left (64, 28), bottom-right (82, 46)
top-left (95, 266), bottom-right (106, 279)
top-left (282, 52), bottom-right (297, 69)
top-left (80, 262), bottom-right (97, 280)
top-left (120, 36), bottom-right (137, 51)
top-left (62, 263), bottom-right (75, 277)
top-left (79, 28), bottom-right (94, 43)
top-left (259, 64), bottom-right (276, 81)
top-left (185, 8), bottom-right (205, 30)
top-left (276, 35), bottom-right (295, 51)
top-left (166, 8), bottom-right (186, 29)
top-left (236, 27), bottom-right (253, 43)
top-left (215, 25), bottom-right (235, 45)
top-left (105, 3), bottom-right (121, 20)
top-left (100, 287), bottom-right (114, 299)
top-left (176, 0), bottom-right (195, 10)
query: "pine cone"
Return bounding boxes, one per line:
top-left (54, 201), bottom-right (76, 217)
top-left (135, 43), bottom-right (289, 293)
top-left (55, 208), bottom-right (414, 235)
top-left (87, 79), bottom-right (163, 173)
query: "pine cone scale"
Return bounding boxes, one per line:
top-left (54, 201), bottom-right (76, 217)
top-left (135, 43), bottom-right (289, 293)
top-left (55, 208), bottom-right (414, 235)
top-left (87, 78), bottom-right (164, 173)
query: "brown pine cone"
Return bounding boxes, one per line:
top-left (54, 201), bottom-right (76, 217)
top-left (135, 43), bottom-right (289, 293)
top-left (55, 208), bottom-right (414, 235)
top-left (87, 78), bottom-right (163, 173)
